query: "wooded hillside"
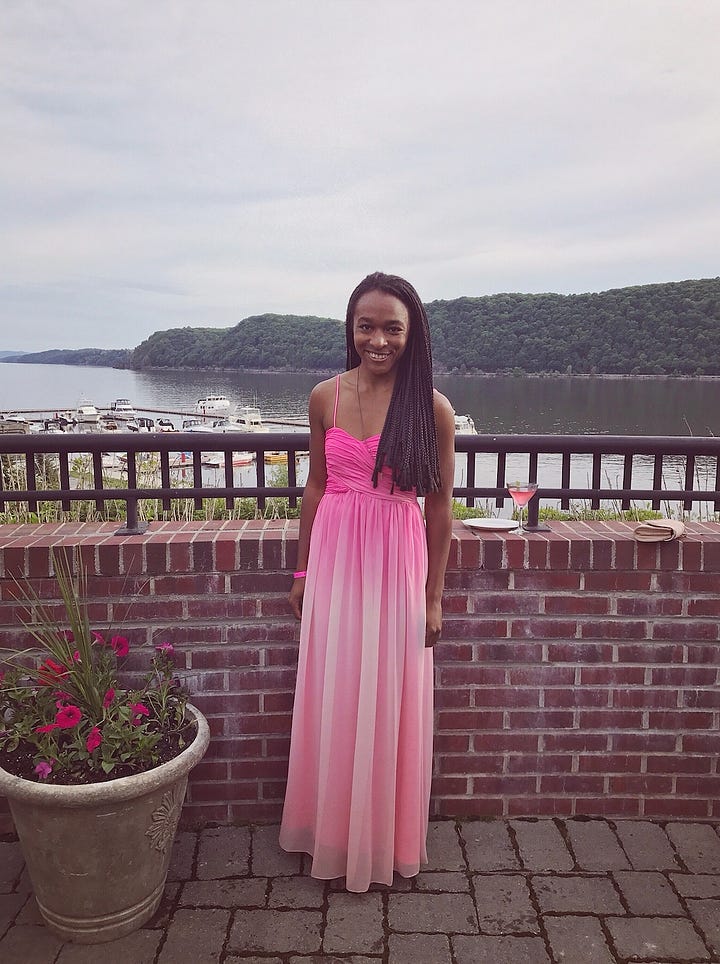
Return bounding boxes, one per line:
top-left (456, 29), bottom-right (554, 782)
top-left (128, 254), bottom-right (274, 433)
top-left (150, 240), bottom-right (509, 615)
top-left (8, 277), bottom-right (720, 375)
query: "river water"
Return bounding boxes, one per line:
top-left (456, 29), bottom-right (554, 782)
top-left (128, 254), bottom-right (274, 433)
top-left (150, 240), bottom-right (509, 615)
top-left (2, 362), bottom-right (720, 436)
top-left (1, 363), bottom-right (718, 513)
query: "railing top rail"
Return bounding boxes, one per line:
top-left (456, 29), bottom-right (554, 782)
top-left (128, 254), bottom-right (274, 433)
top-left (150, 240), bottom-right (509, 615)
top-left (4, 431), bottom-right (720, 456)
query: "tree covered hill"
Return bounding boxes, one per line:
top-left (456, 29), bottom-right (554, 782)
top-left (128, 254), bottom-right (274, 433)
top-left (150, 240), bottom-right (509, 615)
top-left (8, 347), bottom-right (131, 368)
top-left (7, 277), bottom-right (720, 375)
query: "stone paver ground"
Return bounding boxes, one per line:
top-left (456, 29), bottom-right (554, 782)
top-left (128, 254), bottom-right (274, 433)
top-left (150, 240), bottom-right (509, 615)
top-left (2, 818), bottom-right (720, 962)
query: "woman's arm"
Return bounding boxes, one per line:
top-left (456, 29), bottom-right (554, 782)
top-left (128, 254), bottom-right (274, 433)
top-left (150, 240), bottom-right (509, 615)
top-left (423, 391), bottom-right (456, 646)
top-left (289, 382), bottom-right (329, 620)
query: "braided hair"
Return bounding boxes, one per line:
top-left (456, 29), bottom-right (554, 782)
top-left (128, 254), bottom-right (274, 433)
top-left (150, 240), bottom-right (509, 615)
top-left (345, 271), bottom-right (441, 495)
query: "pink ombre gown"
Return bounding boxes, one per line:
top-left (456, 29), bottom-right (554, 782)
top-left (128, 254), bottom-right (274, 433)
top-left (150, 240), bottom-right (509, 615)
top-left (279, 380), bottom-right (433, 892)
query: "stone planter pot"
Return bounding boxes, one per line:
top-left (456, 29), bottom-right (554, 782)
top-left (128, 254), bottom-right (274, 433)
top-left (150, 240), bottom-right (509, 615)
top-left (0, 702), bottom-right (209, 944)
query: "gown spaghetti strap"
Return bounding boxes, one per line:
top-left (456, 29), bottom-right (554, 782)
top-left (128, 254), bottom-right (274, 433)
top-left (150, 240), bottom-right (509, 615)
top-left (279, 376), bottom-right (433, 892)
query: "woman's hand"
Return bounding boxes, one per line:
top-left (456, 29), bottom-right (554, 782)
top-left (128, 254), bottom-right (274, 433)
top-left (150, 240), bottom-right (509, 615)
top-left (289, 577), bottom-right (305, 620)
top-left (425, 598), bottom-right (442, 647)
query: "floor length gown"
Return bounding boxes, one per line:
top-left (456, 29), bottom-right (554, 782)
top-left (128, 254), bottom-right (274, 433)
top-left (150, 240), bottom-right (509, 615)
top-left (279, 381), bottom-right (433, 893)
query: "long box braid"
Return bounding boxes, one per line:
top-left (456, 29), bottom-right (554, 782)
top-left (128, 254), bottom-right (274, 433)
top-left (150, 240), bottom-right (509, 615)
top-left (345, 272), bottom-right (441, 496)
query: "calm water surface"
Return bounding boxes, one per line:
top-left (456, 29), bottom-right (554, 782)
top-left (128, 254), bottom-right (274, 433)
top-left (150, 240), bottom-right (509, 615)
top-left (2, 362), bottom-right (719, 436)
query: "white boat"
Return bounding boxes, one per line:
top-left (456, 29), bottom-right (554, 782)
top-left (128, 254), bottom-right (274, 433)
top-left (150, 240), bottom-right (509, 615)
top-left (454, 414), bottom-right (477, 435)
top-left (0, 414), bottom-right (30, 434)
top-left (229, 405), bottom-right (264, 430)
top-left (76, 400), bottom-right (100, 424)
top-left (195, 394), bottom-right (231, 416)
top-left (182, 418), bottom-right (216, 433)
top-left (109, 398), bottom-right (137, 420)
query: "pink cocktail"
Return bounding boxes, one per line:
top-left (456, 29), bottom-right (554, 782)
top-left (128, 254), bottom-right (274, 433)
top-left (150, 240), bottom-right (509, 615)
top-left (507, 482), bottom-right (538, 534)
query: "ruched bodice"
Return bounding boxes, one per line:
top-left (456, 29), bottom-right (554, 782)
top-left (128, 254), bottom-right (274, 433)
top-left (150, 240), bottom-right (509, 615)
top-left (324, 427), bottom-right (417, 502)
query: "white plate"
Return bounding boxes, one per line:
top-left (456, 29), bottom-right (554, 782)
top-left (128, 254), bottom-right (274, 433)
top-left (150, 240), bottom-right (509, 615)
top-left (462, 517), bottom-right (518, 532)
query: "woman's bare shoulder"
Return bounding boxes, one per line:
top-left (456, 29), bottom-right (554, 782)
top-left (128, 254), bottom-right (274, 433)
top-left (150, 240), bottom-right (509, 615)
top-left (433, 389), bottom-right (455, 420)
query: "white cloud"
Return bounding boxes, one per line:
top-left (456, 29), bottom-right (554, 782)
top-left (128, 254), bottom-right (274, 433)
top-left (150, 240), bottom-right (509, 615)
top-left (1, 0), bottom-right (719, 349)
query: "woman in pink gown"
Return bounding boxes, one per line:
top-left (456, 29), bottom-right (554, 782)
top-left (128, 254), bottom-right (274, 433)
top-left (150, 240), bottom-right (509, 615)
top-left (279, 272), bottom-right (455, 892)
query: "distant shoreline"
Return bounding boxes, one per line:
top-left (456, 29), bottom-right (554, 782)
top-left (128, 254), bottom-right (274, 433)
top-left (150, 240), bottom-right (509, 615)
top-left (2, 358), bottom-right (720, 381)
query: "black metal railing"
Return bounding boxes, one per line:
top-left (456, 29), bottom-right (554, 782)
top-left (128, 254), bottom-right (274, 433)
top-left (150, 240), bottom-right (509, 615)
top-left (1, 432), bottom-right (719, 533)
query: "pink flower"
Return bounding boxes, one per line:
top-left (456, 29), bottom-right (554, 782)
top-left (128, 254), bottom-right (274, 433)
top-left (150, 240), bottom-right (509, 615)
top-left (129, 702), bottom-right (150, 726)
top-left (55, 704), bottom-right (82, 728)
top-left (110, 636), bottom-right (129, 658)
top-left (72, 650), bottom-right (81, 662)
top-left (85, 727), bottom-right (102, 752)
top-left (35, 723), bottom-right (59, 733)
top-left (155, 642), bottom-right (175, 657)
top-left (34, 761), bottom-right (53, 779)
top-left (91, 631), bottom-right (105, 645)
top-left (102, 688), bottom-right (115, 708)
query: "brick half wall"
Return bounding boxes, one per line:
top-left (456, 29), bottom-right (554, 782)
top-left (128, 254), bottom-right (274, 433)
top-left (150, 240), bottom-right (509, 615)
top-left (1, 519), bottom-right (719, 832)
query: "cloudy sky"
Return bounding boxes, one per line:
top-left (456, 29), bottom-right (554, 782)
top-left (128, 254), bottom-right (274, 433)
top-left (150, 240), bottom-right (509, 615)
top-left (2, 0), bottom-right (719, 351)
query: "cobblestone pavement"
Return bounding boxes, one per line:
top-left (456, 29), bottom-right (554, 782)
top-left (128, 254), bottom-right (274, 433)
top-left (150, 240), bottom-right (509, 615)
top-left (3, 818), bottom-right (720, 963)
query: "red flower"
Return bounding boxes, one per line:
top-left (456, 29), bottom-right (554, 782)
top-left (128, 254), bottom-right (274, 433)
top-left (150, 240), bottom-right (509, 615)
top-left (54, 705), bottom-right (82, 728)
top-left (155, 642), bottom-right (175, 657)
top-left (91, 631), bottom-right (105, 645)
top-left (35, 723), bottom-right (59, 733)
top-left (38, 658), bottom-right (69, 686)
top-left (129, 702), bottom-right (150, 726)
top-left (110, 636), bottom-right (129, 658)
top-left (85, 727), bottom-right (102, 752)
top-left (102, 688), bottom-right (115, 708)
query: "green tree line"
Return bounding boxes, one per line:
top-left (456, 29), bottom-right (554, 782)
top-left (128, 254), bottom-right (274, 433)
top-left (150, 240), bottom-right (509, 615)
top-left (9, 277), bottom-right (720, 375)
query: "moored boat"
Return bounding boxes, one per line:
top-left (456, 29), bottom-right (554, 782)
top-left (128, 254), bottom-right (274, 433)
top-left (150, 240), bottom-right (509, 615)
top-left (109, 398), bottom-right (137, 420)
top-left (454, 414), bottom-right (477, 435)
top-left (195, 394), bottom-right (231, 416)
top-left (76, 400), bottom-right (100, 424)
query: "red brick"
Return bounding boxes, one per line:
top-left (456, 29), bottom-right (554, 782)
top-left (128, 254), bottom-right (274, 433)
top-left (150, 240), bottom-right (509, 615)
top-left (433, 642), bottom-right (474, 662)
top-left (684, 643), bottom-right (720, 664)
top-left (508, 710), bottom-right (574, 728)
top-left (514, 571), bottom-right (582, 591)
top-left (431, 776), bottom-right (471, 796)
top-left (578, 710), bottom-right (644, 729)
top-left (473, 733), bottom-right (539, 752)
top-left (652, 666), bottom-right (718, 686)
top-left (646, 755), bottom-right (712, 774)
top-left (479, 593), bottom-right (541, 615)
top-left (703, 540), bottom-right (720, 571)
top-left (474, 688), bottom-right (540, 708)
top-left (581, 619), bottom-right (647, 640)
top-left (610, 775), bottom-right (673, 794)
top-left (440, 666), bottom-right (506, 686)
top-left (578, 754), bottom-right (642, 772)
top-left (507, 797), bottom-right (574, 817)
top-left (547, 538), bottom-right (570, 570)
top-left (581, 666), bottom-right (646, 685)
top-left (191, 648), bottom-right (262, 669)
top-left (435, 689), bottom-right (472, 708)
top-left (658, 541), bottom-right (682, 570)
top-left (435, 733), bottom-right (471, 752)
top-left (540, 774), bottom-right (606, 794)
top-left (643, 798), bottom-right (711, 818)
top-left (477, 641), bottom-right (544, 662)
top-left (612, 688), bottom-right (679, 709)
top-left (615, 643), bottom-right (684, 663)
top-left (543, 733), bottom-right (608, 752)
top-left (652, 621), bottom-right (718, 641)
top-left (688, 598), bottom-right (720, 617)
top-left (585, 572), bottom-right (652, 592)
top-left (612, 733), bottom-right (677, 752)
top-left (508, 666), bottom-right (576, 686)
top-left (573, 797), bottom-right (641, 817)
top-left (445, 618), bottom-right (508, 640)
top-left (648, 710), bottom-right (714, 729)
top-left (616, 597), bottom-right (683, 617)
top-left (510, 618), bottom-right (578, 639)
top-left (437, 710), bottom-right (504, 729)
top-left (433, 798), bottom-right (504, 818)
top-left (506, 753), bottom-right (573, 773)
top-left (438, 754), bottom-right (504, 774)
top-left (545, 596), bottom-right (610, 615)
top-left (544, 688), bottom-right (609, 708)
top-left (546, 642), bottom-right (614, 663)
top-left (682, 689), bottom-right (720, 708)
top-left (473, 775), bottom-right (537, 794)
top-left (682, 733), bottom-right (720, 753)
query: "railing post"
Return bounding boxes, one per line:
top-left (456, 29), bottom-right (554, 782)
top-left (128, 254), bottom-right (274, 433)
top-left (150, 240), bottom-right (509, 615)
top-left (523, 490), bottom-right (549, 532)
top-left (114, 494), bottom-right (148, 536)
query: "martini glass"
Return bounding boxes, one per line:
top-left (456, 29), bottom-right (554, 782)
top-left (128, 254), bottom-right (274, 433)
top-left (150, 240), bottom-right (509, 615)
top-left (507, 482), bottom-right (538, 535)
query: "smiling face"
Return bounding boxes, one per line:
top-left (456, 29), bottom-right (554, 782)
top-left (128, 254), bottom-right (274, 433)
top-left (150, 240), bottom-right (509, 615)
top-left (352, 289), bottom-right (410, 375)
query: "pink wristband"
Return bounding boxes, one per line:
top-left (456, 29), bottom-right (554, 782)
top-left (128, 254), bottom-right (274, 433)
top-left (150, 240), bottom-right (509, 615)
top-left (293, 570), bottom-right (307, 579)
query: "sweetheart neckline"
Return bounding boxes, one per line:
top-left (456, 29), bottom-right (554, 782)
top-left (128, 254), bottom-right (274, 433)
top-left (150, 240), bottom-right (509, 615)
top-left (328, 426), bottom-right (381, 444)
